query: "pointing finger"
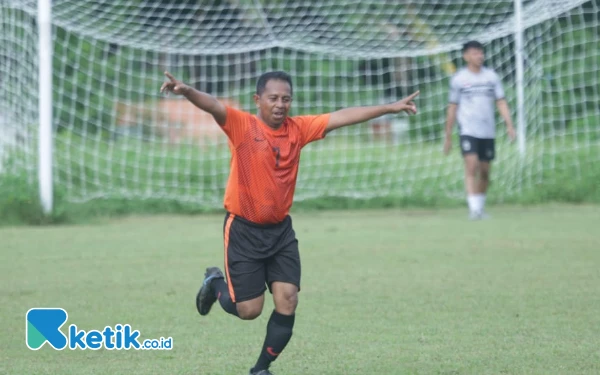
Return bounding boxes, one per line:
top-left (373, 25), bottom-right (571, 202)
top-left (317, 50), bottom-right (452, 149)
top-left (164, 71), bottom-right (176, 82)
top-left (405, 90), bottom-right (420, 101)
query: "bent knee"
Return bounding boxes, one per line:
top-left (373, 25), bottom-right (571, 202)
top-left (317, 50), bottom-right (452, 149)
top-left (236, 305), bottom-right (263, 320)
top-left (238, 311), bottom-right (261, 320)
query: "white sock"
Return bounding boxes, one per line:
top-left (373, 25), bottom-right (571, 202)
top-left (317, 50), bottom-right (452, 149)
top-left (469, 194), bottom-right (486, 213)
top-left (467, 195), bottom-right (478, 213)
top-left (472, 194), bottom-right (485, 212)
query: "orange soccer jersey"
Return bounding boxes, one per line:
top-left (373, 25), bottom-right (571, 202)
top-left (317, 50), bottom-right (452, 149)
top-left (220, 106), bottom-right (330, 224)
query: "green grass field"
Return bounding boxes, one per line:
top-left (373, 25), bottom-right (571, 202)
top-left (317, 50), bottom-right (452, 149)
top-left (2, 204), bottom-right (600, 375)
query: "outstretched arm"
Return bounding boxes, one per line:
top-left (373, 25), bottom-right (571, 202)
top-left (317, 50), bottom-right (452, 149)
top-left (160, 71), bottom-right (227, 126)
top-left (325, 91), bottom-right (419, 134)
top-left (496, 99), bottom-right (516, 141)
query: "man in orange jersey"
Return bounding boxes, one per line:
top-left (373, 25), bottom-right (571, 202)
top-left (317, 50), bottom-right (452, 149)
top-left (160, 71), bottom-right (419, 375)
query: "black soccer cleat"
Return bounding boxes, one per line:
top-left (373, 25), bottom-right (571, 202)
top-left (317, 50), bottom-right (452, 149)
top-left (249, 368), bottom-right (274, 375)
top-left (195, 267), bottom-right (224, 316)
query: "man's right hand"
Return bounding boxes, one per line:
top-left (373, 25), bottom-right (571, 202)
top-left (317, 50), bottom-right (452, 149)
top-left (160, 71), bottom-right (189, 96)
top-left (443, 137), bottom-right (452, 155)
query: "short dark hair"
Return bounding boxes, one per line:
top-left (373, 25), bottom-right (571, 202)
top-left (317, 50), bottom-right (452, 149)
top-left (256, 71), bottom-right (293, 96)
top-left (463, 40), bottom-right (484, 53)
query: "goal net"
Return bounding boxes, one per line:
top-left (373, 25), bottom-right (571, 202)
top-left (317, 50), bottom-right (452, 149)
top-left (1, 0), bottom-right (599, 209)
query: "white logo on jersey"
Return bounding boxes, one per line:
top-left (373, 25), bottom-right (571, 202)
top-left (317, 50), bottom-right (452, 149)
top-left (462, 140), bottom-right (471, 151)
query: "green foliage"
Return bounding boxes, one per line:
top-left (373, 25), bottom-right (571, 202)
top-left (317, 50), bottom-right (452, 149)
top-left (567, 115), bottom-right (600, 142)
top-left (52, 26), bottom-right (163, 135)
top-left (1, 135), bottom-right (599, 227)
top-left (516, 150), bottom-right (600, 205)
top-left (3, 0), bottom-right (599, 227)
top-left (0, 173), bottom-right (68, 226)
top-left (45, 1), bottom-right (599, 143)
top-left (0, 171), bottom-right (222, 227)
top-left (537, 20), bottom-right (600, 135)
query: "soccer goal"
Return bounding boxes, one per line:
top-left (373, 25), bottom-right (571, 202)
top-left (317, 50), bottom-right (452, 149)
top-left (1, 0), bottom-right (598, 213)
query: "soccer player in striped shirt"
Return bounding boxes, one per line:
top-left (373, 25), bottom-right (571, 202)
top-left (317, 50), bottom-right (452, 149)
top-left (161, 71), bottom-right (419, 374)
top-left (444, 41), bottom-right (516, 220)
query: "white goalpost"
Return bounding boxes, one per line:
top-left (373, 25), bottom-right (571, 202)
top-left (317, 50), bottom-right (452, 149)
top-left (37, 0), bottom-right (53, 214)
top-left (513, 0), bottom-right (527, 159)
top-left (1, 0), bottom-right (599, 213)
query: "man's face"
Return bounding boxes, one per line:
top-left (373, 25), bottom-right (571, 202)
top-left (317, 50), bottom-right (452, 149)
top-left (254, 79), bottom-right (292, 128)
top-left (464, 47), bottom-right (485, 67)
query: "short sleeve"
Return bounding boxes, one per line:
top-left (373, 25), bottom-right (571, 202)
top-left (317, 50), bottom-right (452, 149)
top-left (221, 106), bottom-right (249, 146)
top-left (493, 73), bottom-right (505, 100)
top-left (448, 75), bottom-right (461, 104)
top-left (293, 113), bottom-right (330, 147)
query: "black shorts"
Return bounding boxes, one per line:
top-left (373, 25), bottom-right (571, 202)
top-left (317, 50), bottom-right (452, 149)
top-left (223, 212), bottom-right (300, 303)
top-left (459, 135), bottom-right (495, 161)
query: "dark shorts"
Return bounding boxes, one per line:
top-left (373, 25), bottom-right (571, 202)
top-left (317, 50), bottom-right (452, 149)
top-left (223, 212), bottom-right (300, 303)
top-left (459, 135), bottom-right (495, 162)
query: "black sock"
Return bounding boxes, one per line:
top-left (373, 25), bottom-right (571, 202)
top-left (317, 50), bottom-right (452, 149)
top-left (253, 310), bottom-right (295, 371)
top-left (212, 278), bottom-right (238, 317)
